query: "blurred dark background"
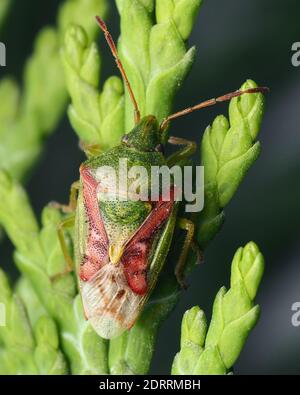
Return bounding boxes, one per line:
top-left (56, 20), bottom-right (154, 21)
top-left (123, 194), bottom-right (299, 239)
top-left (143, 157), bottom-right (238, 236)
top-left (1, 0), bottom-right (300, 374)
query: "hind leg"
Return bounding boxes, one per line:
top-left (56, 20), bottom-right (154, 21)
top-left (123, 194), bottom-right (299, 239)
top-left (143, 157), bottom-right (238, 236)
top-left (175, 217), bottom-right (203, 289)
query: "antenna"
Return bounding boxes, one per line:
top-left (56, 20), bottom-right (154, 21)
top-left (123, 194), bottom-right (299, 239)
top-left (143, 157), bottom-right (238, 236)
top-left (160, 86), bottom-right (269, 130)
top-left (96, 16), bottom-right (141, 124)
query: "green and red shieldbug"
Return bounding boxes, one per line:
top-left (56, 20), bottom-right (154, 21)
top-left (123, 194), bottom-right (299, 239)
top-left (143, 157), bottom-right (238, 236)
top-left (56, 17), bottom-right (268, 339)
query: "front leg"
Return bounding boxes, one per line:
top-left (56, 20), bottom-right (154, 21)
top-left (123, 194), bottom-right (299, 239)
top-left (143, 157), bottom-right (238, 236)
top-left (175, 217), bottom-right (203, 289)
top-left (167, 136), bottom-right (197, 167)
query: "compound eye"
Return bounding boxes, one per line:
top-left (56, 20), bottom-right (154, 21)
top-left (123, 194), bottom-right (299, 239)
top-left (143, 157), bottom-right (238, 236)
top-left (122, 134), bottom-right (129, 144)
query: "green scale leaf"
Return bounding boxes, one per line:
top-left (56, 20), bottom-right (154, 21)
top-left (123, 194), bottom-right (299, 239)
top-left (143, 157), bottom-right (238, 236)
top-left (0, 0), bottom-right (109, 181)
top-left (0, 170), bottom-right (108, 374)
top-left (172, 242), bottom-right (265, 375)
top-left (197, 80), bottom-right (265, 247)
top-left (0, 269), bottom-right (68, 374)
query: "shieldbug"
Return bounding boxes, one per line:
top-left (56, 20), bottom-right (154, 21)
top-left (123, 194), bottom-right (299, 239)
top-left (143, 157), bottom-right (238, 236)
top-left (56, 17), bottom-right (268, 339)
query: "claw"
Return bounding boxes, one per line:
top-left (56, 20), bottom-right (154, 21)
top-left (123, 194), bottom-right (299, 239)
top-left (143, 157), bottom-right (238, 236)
top-left (49, 201), bottom-right (73, 214)
top-left (175, 272), bottom-right (189, 290)
top-left (191, 240), bottom-right (204, 265)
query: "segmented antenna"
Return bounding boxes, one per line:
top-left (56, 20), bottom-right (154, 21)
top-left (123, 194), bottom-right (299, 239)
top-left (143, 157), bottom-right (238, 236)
top-left (160, 87), bottom-right (269, 130)
top-left (96, 16), bottom-right (141, 124)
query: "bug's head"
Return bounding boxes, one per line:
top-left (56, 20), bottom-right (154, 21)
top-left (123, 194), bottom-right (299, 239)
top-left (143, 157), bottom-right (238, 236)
top-left (122, 115), bottom-right (163, 152)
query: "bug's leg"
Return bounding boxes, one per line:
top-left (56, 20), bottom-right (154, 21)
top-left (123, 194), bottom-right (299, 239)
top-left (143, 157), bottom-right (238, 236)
top-left (51, 215), bottom-right (75, 281)
top-left (79, 141), bottom-right (102, 157)
top-left (50, 181), bottom-right (80, 213)
top-left (166, 136), bottom-right (197, 167)
top-left (175, 217), bottom-right (203, 289)
top-left (67, 181), bottom-right (80, 212)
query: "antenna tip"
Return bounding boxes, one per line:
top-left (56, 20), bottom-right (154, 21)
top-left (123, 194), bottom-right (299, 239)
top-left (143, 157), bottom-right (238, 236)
top-left (95, 16), bottom-right (106, 31)
top-left (260, 86), bottom-right (270, 94)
